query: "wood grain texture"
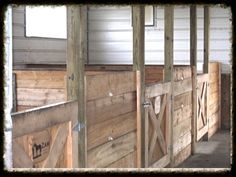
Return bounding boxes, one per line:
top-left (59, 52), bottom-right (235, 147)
top-left (86, 71), bottom-right (136, 101)
top-left (87, 91), bottom-right (136, 126)
top-left (173, 118), bottom-right (191, 141)
top-left (132, 5), bottom-right (145, 168)
top-left (106, 151), bottom-right (137, 168)
top-left (173, 78), bottom-right (192, 96)
top-left (174, 91), bottom-right (192, 110)
top-left (145, 82), bottom-right (171, 98)
top-left (42, 122), bottom-right (69, 168)
top-left (173, 143), bottom-right (191, 167)
top-left (173, 67), bottom-right (192, 81)
top-left (13, 140), bottom-right (33, 168)
top-left (87, 131), bottom-right (136, 168)
top-left (12, 100), bottom-right (77, 138)
top-left (87, 111), bottom-right (136, 150)
top-left (173, 104), bottom-right (192, 126)
top-left (173, 131), bottom-right (191, 156)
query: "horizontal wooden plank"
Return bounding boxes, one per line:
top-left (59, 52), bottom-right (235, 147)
top-left (173, 67), bottom-right (192, 81)
top-left (87, 111), bottom-right (136, 150)
top-left (145, 79), bottom-right (163, 85)
top-left (87, 92), bottom-right (136, 126)
top-left (145, 82), bottom-right (171, 98)
top-left (17, 88), bottom-right (65, 106)
top-left (106, 150), bottom-right (136, 168)
top-left (16, 79), bottom-right (65, 89)
top-left (173, 143), bottom-right (191, 167)
top-left (17, 105), bottom-right (35, 112)
top-left (85, 65), bottom-right (133, 71)
top-left (173, 118), bottom-right (191, 141)
top-left (173, 130), bottom-right (191, 156)
top-left (17, 99), bottom-right (66, 107)
top-left (12, 100), bottom-right (77, 138)
top-left (145, 66), bottom-right (164, 75)
top-left (14, 71), bottom-right (66, 80)
top-left (174, 91), bottom-right (192, 110)
top-left (173, 78), bottom-right (192, 96)
top-left (86, 71), bottom-right (136, 101)
top-left (197, 73), bottom-right (208, 83)
top-left (173, 104), bottom-right (192, 126)
top-left (17, 88), bottom-right (65, 100)
top-left (145, 75), bottom-right (163, 80)
top-left (87, 131), bottom-right (136, 168)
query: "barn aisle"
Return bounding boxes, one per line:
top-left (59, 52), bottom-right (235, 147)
top-left (176, 130), bottom-right (231, 168)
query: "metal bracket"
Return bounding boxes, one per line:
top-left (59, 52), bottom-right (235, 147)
top-left (73, 122), bottom-right (85, 132)
top-left (142, 101), bottom-right (151, 108)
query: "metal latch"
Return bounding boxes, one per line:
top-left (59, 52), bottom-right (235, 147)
top-left (73, 122), bottom-right (85, 132)
top-left (142, 101), bottom-right (151, 108)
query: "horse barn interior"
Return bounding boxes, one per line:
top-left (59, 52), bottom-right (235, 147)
top-left (3, 4), bottom-right (232, 169)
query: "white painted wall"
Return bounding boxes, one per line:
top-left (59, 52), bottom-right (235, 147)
top-left (88, 5), bottom-right (232, 73)
top-left (4, 6), bottom-right (13, 169)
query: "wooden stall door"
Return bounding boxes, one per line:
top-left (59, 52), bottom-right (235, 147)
top-left (144, 82), bottom-right (171, 168)
top-left (11, 101), bottom-right (76, 168)
top-left (196, 74), bottom-right (209, 141)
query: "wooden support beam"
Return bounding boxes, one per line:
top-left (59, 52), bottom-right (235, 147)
top-left (67, 5), bottom-right (87, 168)
top-left (190, 5), bottom-right (197, 155)
top-left (218, 63), bottom-right (222, 129)
top-left (203, 6), bottom-right (210, 73)
top-left (132, 5), bottom-right (145, 168)
top-left (12, 73), bottom-right (17, 112)
top-left (164, 5), bottom-right (174, 167)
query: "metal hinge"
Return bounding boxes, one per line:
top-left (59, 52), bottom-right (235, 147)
top-left (142, 101), bottom-right (151, 108)
top-left (73, 122), bottom-right (85, 132)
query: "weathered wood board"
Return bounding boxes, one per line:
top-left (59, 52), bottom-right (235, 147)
top-left (86, 71), bottom-right (138, 168)
top-left (221, 73), bottom-right (230, 130)
top-left (208, 62), bottom-right (221, 138)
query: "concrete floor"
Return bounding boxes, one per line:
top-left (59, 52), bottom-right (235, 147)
top-left (176, 130), bottom-right (231, 168)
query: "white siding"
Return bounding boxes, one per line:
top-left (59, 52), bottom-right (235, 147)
top-left (88, 5), bottom-right (232, 73)
top-left (12, 5), bottom-right (231, 73)
top-left (4, 6), bottom-right (13, 168)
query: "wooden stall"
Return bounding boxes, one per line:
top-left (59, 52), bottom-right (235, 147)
top-left (11, 62), bottom-right (221, 168)
top-left (12, 71), bottom-right (139, 168)
top-left (10, 5), bottom-right (223, 169)
top-left (11, 101), bottom-right (75, 168)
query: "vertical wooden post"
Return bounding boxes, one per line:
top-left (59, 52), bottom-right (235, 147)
top-left (218, 63), bottom-right (222, 130)
top-left (67, 5), bottom-right (87, 168)
top-left (190, 5), bottom-right (197, 155)
top-left (132, 5), bottom-right (145, 168)
top-left (12, 73), bottom-right (17, 112)
top-left (203, 6), bottom-right (209, 73)
top-left (164, 5), bottom-right (174, 167)
top-left (203, 6), bottom-right (210, 141)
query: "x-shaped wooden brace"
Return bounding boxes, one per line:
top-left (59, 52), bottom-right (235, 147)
top-left (197, 82), bottom-right (207, 126)
top-left (147, 94), bottom-right (167, 159)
